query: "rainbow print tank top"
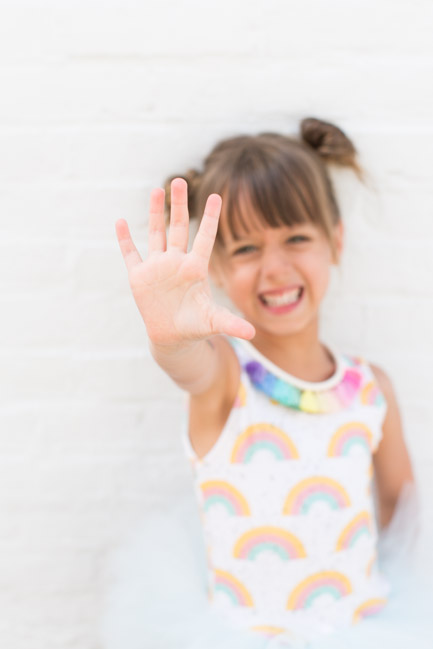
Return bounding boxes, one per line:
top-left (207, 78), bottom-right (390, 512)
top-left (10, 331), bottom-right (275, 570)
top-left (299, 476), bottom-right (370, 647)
top-left (181, 336), bottom-right (391, 644)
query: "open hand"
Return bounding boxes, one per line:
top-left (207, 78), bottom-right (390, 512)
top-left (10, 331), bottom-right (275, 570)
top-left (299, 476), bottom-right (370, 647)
top-left (115, 178), bottom-right (255, 347)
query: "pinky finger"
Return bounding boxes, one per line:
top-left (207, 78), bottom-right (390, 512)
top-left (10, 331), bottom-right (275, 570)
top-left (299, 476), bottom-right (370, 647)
top-left (115, 219), bottom-right (143, 272)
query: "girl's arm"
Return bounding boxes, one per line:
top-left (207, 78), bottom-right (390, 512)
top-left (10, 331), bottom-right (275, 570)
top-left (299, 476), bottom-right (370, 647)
top-left (116, 178), bottom-right (255, 396)
top-left (148, 335), bottom-right (229, 395)
top-left (371, 363), bottom-right (415, 529)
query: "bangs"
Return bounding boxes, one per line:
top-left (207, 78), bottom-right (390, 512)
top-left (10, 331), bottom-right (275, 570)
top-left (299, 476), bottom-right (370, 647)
top-left (219, 147), bottom-right (324, 243)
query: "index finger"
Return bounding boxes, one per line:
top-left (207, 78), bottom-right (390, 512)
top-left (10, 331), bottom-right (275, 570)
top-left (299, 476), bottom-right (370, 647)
top-left (190, 194), bottom-right (222, 263)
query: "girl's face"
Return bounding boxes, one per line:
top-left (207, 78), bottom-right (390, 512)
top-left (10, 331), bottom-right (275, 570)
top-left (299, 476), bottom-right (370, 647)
top-left (210, 208), bottom-right (343, 343)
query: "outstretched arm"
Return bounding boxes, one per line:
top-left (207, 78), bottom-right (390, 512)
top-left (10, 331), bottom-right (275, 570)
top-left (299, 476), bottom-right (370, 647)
top-left (115, 178), bottom-right (255, 395)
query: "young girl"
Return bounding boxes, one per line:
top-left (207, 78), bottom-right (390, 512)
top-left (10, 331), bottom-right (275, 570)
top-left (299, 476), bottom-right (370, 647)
top-left (108, 118), bottom-right (432, 649)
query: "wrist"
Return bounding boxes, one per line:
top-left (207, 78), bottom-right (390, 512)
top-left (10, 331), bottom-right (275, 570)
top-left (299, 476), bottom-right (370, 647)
top-left (147, 336), bottom-right (219, 393)
top-left (147, 337), bottom-right (203, 363)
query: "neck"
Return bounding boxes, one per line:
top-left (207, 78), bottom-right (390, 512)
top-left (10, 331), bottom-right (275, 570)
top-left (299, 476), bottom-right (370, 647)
top-left (249, 320), bottom-right (336, 383)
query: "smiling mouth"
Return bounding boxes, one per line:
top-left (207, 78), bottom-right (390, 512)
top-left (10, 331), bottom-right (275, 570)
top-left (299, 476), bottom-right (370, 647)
top-left (259, 287), bottom-right (303, 307)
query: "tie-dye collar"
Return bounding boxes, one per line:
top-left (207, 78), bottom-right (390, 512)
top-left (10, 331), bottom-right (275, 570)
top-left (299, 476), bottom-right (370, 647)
top-left (229, 338), bottom-right (364, 414)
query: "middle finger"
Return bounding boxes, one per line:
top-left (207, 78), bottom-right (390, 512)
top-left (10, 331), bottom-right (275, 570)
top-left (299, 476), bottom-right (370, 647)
top-left (167, 178), bottom-right (190, 252)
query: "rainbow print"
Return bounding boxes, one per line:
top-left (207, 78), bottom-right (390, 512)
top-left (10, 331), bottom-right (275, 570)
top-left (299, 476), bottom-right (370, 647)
top-left (250, 625), bottom-right (289, 638)
top-left (230, 423), bottom-right (299, 464)
top-left (287, 570), bottom-right (352, 610)
top-left (336, 511), bottom-right (372, 551)
top-left (282, 476), bottom-right (351, 515)
top-left (353, 597), bottom-right (388, 623)
top-left (233, 526), bottom-right (307, 561)
top-left (200, 480), bottom-right (251, 516)
top-left (327, 422), bottom-right (374, 457)
top-left (360, 381), bottom-right (386, 407)
top-left (213, 569), bottom-right (254, 607)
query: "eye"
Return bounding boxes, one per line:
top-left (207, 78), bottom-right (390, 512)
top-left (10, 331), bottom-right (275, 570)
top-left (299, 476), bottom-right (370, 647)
top-left (233, 245), bottom-right (257, 255)
top-left (288, 235), bottom-right (309, 243)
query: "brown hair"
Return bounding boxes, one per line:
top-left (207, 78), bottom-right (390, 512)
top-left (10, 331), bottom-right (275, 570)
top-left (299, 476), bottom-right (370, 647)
top-left (163, 117), bottom-right (364, 264)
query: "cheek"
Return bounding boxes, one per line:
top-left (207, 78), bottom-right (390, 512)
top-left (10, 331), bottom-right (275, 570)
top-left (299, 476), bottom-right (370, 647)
top-left (305, 254), bottom-right (332, 295)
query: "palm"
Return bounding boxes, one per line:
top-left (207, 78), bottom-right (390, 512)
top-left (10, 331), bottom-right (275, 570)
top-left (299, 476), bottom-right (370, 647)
top-left (127, 248), bottom-right (216, 344)
top-left (116, 178), bottom-right (255, 346)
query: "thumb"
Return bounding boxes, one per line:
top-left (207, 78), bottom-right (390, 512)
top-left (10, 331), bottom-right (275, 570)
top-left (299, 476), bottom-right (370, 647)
top-left (209, 304), bottom-right (256, 340)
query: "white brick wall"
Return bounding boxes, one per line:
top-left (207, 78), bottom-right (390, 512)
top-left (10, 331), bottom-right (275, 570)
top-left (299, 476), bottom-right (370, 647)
top-left (1, 1), bottom-right (432, 647)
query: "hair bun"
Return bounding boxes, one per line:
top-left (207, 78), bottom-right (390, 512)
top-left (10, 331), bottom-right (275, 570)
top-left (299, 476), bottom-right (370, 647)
top-left (300, 117), bottom-right (363, 179)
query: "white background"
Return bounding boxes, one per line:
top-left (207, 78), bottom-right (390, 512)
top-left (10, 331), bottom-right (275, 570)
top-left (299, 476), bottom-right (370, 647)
top-left (0, 1), bottom-right (432, 647)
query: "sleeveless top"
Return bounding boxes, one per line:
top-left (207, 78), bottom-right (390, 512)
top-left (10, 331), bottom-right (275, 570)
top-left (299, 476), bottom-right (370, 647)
top-left (180, 336), bottom-right (391, 644)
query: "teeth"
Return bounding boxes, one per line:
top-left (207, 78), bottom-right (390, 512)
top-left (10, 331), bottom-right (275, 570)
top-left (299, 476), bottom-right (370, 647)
top-left (262, 288), bottom-right (302, 307)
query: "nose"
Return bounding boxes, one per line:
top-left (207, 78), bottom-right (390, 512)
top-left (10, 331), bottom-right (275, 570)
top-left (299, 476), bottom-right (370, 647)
top-left (260, 244), bottom-right (293, 280)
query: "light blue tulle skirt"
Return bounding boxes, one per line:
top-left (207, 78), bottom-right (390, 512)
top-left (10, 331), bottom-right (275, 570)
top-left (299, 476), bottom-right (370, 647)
top-left (98, 481), bottom-right (433, 649)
